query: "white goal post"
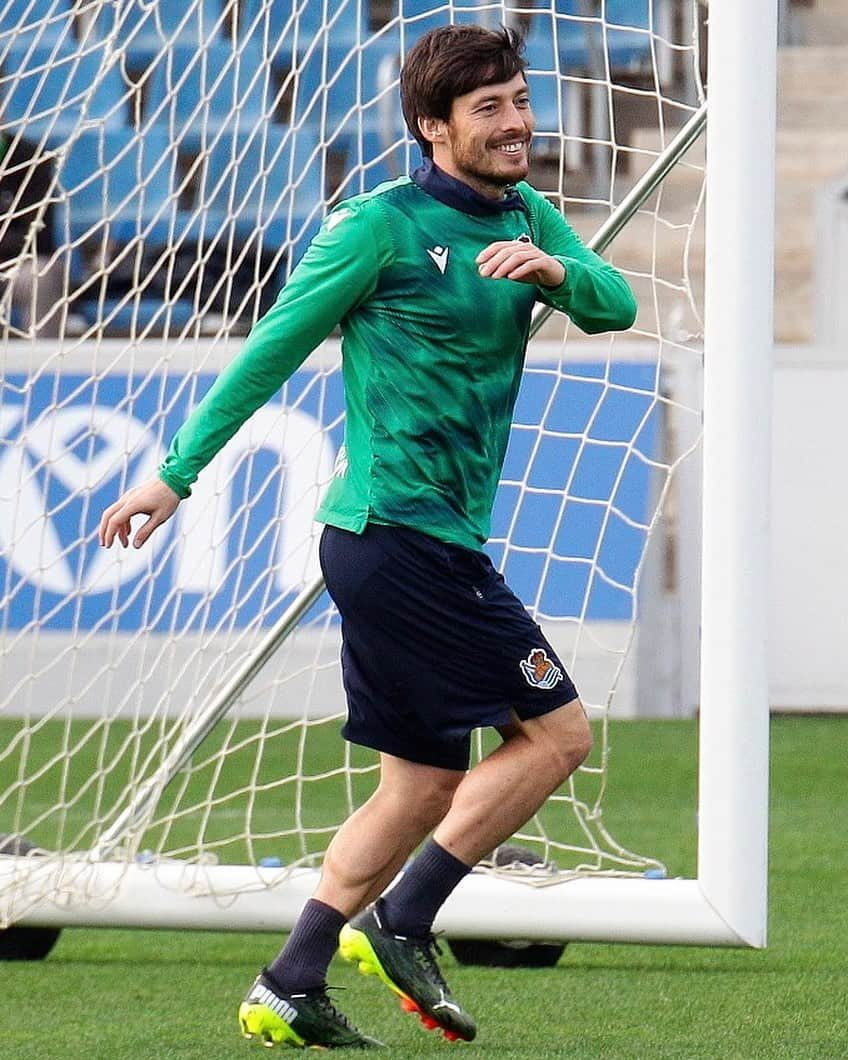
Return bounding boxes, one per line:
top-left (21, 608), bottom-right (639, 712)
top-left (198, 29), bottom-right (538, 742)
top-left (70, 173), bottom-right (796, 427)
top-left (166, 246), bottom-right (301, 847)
top-left (0, 0), bottom-right (774, 948)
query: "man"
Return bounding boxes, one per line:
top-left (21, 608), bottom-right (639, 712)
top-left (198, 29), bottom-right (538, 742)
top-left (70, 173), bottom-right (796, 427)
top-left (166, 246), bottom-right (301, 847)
top-left (100, 24), bottom-right (636, 1050)
top-left (0, 131), bottom-right (62, 337)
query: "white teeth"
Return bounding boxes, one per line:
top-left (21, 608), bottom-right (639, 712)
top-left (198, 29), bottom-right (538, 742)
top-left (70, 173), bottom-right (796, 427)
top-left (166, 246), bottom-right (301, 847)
top-left (496, 143), bottom-right (524, 154)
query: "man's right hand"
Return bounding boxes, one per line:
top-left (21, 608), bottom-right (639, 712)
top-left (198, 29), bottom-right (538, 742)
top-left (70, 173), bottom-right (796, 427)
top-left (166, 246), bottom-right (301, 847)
top-left (99, 477), bottom-right (181, 550)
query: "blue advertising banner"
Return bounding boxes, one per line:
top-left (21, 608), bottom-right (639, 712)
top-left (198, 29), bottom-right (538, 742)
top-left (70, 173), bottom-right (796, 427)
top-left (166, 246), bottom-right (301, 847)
top-left (0, 362), bottom-right (658, 632)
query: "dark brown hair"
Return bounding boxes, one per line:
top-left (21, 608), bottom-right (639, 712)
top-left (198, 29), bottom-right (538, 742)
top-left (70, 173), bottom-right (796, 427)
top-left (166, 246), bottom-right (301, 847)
top-left (400, 25), bottom-right (527, 159)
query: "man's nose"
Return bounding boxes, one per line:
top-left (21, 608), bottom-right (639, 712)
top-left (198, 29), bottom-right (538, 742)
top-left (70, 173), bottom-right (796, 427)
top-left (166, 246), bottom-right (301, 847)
top-left (500, 102), bottom-right (533, 134)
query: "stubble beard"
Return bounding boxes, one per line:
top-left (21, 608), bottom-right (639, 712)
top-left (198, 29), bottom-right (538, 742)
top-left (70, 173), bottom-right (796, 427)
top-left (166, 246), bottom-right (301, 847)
top-left (447, 133), bottom-right (532, 198)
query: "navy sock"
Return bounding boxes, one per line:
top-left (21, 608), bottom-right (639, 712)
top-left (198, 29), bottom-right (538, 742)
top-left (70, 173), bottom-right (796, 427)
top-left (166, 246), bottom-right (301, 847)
top-left (266, 898), bottom-right (347, 993)
top-left (379, 839), bottom-right (472, 939)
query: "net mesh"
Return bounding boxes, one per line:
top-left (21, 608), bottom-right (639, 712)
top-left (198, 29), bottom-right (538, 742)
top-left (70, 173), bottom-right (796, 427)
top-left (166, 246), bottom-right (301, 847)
top-left (0, 0), bottom-right (705, 924)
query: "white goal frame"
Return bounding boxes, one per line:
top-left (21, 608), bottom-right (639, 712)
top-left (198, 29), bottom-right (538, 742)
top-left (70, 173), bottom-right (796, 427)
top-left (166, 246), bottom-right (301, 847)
top-left (2, 0), bottom-right (775, 948)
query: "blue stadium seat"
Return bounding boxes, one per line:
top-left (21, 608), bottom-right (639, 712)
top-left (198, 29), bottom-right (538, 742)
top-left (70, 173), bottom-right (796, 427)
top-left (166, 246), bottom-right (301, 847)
top-left (145, 41), bottom-right (273, 152)
top-left (525, 66), bottom-right (567, 139)
top-left (395, 0), bottom-right (514, 46)
top-left (607, 0), bottom-right (652, 30)
top-left (395, 0), bottom-right (450, 45)
top-left (54, 126), bottom-right (196, 334)
top-left (0, 0), bottom-right (77, 52)
top-left (300, 0), bottom-right (362, 44)
top-left (527, 0), bottom-right (653, 74)
top-left (552, 0), bottom-right (651, 26)
top-left (293, 31), bottom-right (404, 152)
top-left (335, 127), bottom-right (414, 197)
top-left (54, 126), bottom-right (178, 245)
top-left (0, 41), bottom-right (129, 144)
top-left (106, 0), bottom-right (227, 74)
top-left (198, 125), bottom-right (324, 260)
top-left (602, 0), bottom-right (655, 71)
top-left (240, 0), bottom-right (362, 61)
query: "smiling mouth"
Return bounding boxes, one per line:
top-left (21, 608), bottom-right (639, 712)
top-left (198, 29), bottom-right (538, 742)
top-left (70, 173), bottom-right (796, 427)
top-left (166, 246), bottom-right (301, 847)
top-left (492, 141), bottom-right (528, 158)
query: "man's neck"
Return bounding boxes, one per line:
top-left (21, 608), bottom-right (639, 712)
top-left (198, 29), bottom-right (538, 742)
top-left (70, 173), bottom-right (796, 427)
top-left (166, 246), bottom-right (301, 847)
top-left (411, 159), bottom-right (527, 219)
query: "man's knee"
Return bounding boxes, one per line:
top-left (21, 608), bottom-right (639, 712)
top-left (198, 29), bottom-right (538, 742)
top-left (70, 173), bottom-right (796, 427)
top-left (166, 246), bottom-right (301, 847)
top-left (560, 712), bottom-right (593, 774)
top-left (408, 772), bottom-right (462, 828)
top-left (519, 699), bottom-right (593, 782)
top-left (378, 760), bottom-right (463, 830)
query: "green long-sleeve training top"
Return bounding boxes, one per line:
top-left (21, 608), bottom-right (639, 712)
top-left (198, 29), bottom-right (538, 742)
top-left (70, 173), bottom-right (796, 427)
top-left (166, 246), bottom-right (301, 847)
top-left (159, 173), bottom-right (637, 551)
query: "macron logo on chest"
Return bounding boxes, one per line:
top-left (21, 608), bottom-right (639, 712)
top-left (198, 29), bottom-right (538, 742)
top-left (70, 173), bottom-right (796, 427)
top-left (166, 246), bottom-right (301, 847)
top-left (426, 245), bottom-right (450, 275)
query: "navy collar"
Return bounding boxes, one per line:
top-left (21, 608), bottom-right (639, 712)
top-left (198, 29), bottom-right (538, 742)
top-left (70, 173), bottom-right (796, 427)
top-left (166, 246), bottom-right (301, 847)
top-left (411, 158), bottom-right (528, 218)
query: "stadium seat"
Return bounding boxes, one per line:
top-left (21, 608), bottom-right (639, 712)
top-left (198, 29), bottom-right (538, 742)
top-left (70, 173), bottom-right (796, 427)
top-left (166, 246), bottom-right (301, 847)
top-left (526, 0), bottom-right (654, 74)
top-left (53, 126), bottom-right (197, 333)
top-left (105, 0), bottom-right (229, 75)
top-left (145, 40), bottom-right (273, 153)
top-left (241, 0), bottom-right (363, 52)
top-left (601, 0), bottom-right (655, 71)
top-left (607, 0), bottom-right (652, 30)
top-left (335, 127), bottom-right (413, 196)
top-left (294, 32), bottom-right (404, 183)
top-left (198, 125), bottom-right (324, 257)
top-left (525, 67), bottom-right (567, 140)
top-left (396, 0), bottom-right (523, 46)
top-left (54, 126), bottom-right (178, 245)
top-left (395, 0), bottom-right (450, 44)
top-left (0, 41), bottom-right (129, 144)
top-left (0, 0), bottom-right (77, 52)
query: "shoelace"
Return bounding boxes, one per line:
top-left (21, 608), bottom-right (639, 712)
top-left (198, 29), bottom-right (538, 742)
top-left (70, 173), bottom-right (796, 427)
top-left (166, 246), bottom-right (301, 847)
top-left (309, 985), bottom-right (359, 1031)
top-left (410, 935), bottom-right (449, 991)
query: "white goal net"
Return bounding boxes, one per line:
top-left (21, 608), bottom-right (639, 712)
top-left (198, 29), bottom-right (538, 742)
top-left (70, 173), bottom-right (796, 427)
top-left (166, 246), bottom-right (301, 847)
top-left (0, 0), bottom-right (709, 931)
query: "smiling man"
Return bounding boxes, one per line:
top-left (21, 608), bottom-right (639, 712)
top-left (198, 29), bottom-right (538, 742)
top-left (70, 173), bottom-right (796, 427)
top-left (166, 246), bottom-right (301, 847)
top-left (100, 24), bottom-right (636, 1051)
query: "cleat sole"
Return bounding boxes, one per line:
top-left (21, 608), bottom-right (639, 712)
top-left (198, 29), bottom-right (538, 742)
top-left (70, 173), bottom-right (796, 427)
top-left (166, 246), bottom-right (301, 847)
top-left (238, 1000), bottom-right (306, 1049)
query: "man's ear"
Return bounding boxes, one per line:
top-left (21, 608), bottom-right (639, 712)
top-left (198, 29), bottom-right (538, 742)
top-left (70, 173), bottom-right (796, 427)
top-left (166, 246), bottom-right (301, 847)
top-left (418, 115), bottom-right (446, 147)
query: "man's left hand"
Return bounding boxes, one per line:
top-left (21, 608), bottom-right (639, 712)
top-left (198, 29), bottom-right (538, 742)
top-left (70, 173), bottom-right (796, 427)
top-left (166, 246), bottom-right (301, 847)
top-left (476, 239), bottom-right (566, 288)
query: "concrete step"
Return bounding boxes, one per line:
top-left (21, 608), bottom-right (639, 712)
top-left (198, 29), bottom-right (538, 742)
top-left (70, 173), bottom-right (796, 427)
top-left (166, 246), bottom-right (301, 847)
top-left (563, 205), bottom-right (810, 345)
top-left (778, 95), bottom-right (848, 130)
top-left (774, 268), bottom-right (814, 344)
top-left (625, 128), bottom-right (705, 188)
top-left (572, 192), bottom-right (815, 281)
top-left (813, 0), bottom-right (848, 14)
top-left (794, 12), bottom-right (848, 46)
top-left (607, 207), bottom-right (818, 268)
top-left (776, 128), bottom-right (848, 178)
top-left (629, 125), bottom-right (848, 186)
top-left (778, 46), bottom-right (848, 98)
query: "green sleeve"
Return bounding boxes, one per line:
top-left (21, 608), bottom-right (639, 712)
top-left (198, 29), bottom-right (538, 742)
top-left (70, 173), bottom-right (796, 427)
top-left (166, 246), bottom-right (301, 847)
top-left (521, 184), bottom-right (638, 335)
top-left (159, 200), bottom-right (392, 497)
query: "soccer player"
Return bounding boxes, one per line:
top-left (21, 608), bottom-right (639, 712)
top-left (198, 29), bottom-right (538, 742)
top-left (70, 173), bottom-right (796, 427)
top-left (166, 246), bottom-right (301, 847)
top-left (100, 24), bottom-right (637, 1050)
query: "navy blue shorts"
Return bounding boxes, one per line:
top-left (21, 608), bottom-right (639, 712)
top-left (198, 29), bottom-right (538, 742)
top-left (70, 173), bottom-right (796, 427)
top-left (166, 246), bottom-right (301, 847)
top-left (319, 523), bottom-right (579, 771)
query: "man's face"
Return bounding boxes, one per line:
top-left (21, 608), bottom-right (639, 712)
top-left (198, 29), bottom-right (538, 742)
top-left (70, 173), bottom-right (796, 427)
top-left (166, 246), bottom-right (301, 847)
top-left (431, 73), bottom-right (535, 198)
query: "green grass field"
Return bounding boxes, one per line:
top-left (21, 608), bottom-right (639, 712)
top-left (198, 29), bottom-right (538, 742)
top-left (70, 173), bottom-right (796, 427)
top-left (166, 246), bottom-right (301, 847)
top-left (1, 716), bottom-right (846, 1058)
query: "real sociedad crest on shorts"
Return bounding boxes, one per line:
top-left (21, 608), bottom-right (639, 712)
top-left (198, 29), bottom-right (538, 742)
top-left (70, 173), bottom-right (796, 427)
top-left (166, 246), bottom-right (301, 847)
top-left (519, 648), bottom-right (563, 690)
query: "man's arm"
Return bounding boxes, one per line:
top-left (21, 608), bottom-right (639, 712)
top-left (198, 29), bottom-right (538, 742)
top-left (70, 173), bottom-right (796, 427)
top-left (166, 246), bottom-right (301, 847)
top-left (100, 200), bottom-right (392, 549)
top-left (507, 184), bottom-right (637, 335)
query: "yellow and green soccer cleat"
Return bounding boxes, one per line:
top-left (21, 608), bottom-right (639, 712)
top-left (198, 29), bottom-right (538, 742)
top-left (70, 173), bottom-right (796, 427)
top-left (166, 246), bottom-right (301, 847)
top-left (339, 904), bottom-right (476, 1043)
top-left (238, 971), bottom-right (383, 1049)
